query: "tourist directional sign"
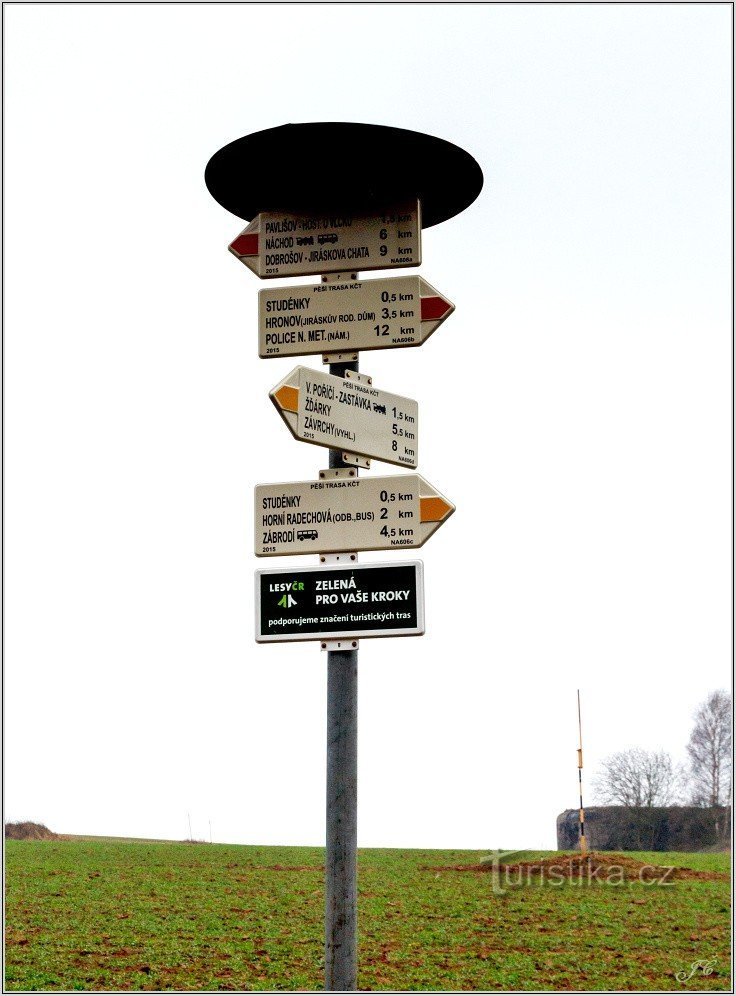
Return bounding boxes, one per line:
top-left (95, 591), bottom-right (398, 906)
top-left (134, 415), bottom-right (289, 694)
top-left (255, 474), bottom-right (454, 556)
top-left (229, 201), bottom-right (421, 279)
top-left (269, 366), bottom-right (418, 468)
top-left (255, 561), bottom-right (425, 643)
top-left (258, 275), bottom-right (454, 358)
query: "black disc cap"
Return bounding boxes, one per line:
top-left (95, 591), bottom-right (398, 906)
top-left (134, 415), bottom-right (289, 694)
top-left (205, 122), bottom-right (483, 228)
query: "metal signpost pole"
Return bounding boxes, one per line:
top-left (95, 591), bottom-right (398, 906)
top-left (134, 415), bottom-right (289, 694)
top-left (325, 354), bottom-right (358, 992)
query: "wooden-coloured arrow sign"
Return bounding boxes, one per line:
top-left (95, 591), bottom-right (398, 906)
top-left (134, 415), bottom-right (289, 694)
top-left (229, 201), bottom-right (421, 279)
top-left (256, 474), bottom-right (454, 556)
top-left (258, 275), bottom-right (453, 358)
top-left (270, 366), bottom-right (418, 468)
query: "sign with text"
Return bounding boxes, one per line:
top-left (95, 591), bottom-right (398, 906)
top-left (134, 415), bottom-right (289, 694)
top-left (269, 366), bottom-right (419, 468)
top-left (255, 475), bottom-right (454, 556)
top-left (258, 275), bottom-right (453, 358)
top-left (229, 201), bottom-right (421, 279)
top-left (255, 561), bottom-right (425, 643)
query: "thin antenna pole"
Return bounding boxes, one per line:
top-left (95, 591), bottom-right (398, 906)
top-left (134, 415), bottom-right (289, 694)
top-left (577, 690), bottom-right (587, 855)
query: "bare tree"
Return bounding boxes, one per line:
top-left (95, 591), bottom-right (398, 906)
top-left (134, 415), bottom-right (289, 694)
top-left (686, 690), bottom-right (732, 807)
top-left (593, 748), bottom-right (683, 807)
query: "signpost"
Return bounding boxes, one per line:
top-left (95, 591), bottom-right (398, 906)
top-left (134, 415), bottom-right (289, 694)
top-left (206, 121), bottom-right (483, 993)
top-left (270, 365), bottom-right (419, 468)
top-left (255, 474), bottom-right (454, 556)
top-left (258, 275), bottom-right (454, 358)
top-left (255, 561), bottom-right (424, 643)
top-left (230, 201), bottom-right (421, 279)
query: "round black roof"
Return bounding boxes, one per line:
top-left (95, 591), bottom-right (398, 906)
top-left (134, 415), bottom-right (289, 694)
top-left (205, 122), bottom-right (483, 228)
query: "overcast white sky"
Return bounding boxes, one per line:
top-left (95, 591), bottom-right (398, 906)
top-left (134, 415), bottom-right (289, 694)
top-left (5, 4), bottom-right (731, 850)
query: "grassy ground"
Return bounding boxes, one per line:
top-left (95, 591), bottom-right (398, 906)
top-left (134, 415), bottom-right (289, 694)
top-left (4, 839), bottom-right (731, 991)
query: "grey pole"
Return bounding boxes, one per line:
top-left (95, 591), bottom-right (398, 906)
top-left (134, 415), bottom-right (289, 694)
top-left (325, 354), bottom-right (359, 992)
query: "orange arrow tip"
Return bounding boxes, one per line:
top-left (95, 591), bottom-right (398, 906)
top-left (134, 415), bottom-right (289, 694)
top-left (272, 385), bottom-right (299, 413)
top-left (420, 496), bottom-right (454, 523)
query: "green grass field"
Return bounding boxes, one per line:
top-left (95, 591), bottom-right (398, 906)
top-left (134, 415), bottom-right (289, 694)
top-left (5, 839), bottom-right (730, 991)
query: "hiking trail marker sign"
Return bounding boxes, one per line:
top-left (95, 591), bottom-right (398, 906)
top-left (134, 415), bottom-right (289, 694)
top-left (255, 474), bottom-right (454, 556)
top-left (230, 201), bottom-right (421, 279)
top-left (258, 275), bottom-right (453, 358)
top-left (255, 561), bottom-right (424, 643)
top-left (269, 365), bottom-right (419, 468)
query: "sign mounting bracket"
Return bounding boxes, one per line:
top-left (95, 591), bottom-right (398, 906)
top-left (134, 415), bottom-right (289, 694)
top-left (319, 552), bottom-right (358, 566)
top-left (321, 272), bottom-right (358, 284)
top-left (318, 467), bottom-right (358, 481)
top-left (339, 451), bottom-right (371, 469)
top-left (343, 369), bottom-right (373, 388)
top-left (321, 639), bottom-right (359, 653)
top-left (323, 352), bottom-right (359, 365)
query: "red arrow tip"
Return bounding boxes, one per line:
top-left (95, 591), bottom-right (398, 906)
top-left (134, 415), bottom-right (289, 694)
top-left (229, 233), bottom-right (259, 257)
top-left (421, 296), bottom-right (452, 321)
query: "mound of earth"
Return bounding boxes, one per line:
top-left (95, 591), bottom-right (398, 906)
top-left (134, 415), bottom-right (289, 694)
top-left (425, 851), bottom-right (727, 882)
top-left (5, 821), bottom-right (59, 841)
